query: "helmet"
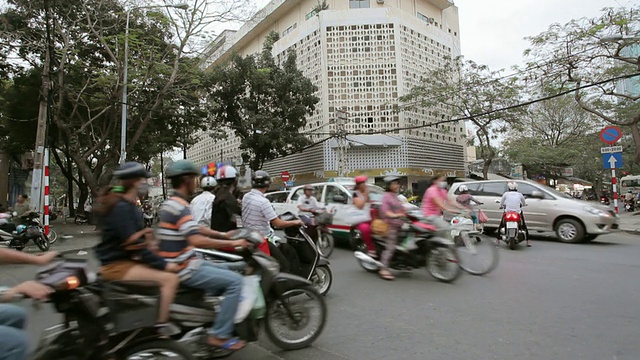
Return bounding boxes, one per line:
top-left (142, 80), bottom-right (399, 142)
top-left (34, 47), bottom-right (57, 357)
top-left (252, 170), bottom-right (271, 188)
top-left (383, 176), bottom-right (401, 190)
top-left (507, 182), bottom-right (518, 191)
top-left (628, 190), bottom-right (633, 193)
top-left (354, 175), bottom-right (368, 185)
top-left (166, 160), bottom-right (199, 179)
top-left (16, 224), bottom-right (26, 234)
top-left (201, 176), bottom-right (217, 190)
top-left (215, 165), bottom-right (238, 180)
top-left (458, 184), bottom-right (469, 193)
top-left (114, 162), bottom-right (152, 180)
top-left (303, 184), bottom-right (314, 191)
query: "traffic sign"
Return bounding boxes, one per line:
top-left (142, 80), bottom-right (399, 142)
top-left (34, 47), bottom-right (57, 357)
top-left (285, 181), bottom-right (294, 187)
top-left (599, 126), bottom-right (623, 145)
top-left (281, 171), bottom-right (290, 182)
top-left (601, 146), bottom-right (623, 154)
top-left (602, 152), bottom-right (623, 169)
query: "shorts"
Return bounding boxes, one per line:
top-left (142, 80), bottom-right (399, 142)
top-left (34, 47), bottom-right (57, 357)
top-left (100, 260), bottom-right (139, 281)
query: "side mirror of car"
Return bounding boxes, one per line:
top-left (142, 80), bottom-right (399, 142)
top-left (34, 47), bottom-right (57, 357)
top-left (494, 200), bottom-right (500, 204)
top-left (531, 191), bottom-right (545, 199)
top-left (333, 195), bottom-right (348, 204)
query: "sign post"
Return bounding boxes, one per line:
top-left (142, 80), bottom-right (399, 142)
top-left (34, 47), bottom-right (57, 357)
top-left (600, 126), bottom-right (623, 214)
top-left (281, 171), bottom-right (290, 189)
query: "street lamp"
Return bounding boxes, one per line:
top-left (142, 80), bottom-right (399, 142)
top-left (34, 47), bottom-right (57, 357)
top-left (120, 3), bottom-right (189, 165)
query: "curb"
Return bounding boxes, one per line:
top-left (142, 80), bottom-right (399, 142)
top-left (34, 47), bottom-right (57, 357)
top-left (620, 229), bottom-right (640, 236)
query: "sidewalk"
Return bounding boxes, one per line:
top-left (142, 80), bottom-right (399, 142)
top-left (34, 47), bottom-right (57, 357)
top-left (615, 211), bottom-right (640, 235)
top-left (48, 219), bottom-right (100, 251)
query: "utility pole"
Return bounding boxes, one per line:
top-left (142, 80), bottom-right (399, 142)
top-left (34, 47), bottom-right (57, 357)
top-left (335, 109), bottom-right (349, 177)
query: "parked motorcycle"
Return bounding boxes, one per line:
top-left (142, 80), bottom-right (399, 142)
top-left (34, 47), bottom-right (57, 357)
top-left (74, 211), bottom-right (91, 225)
top-left (14, 253), bottom-right (195, 360)
top-left (267, 213), bottom-right (333, 296)
top-left (176, 228), bottom-right (327, 358)
top-left (450, 212), bottom-right (499, 276)
top-left (352, 209), bottom-right (461, 283)
top-left (0, 212), bottom-right (50, 252)
top-left (600, 196), bottom-right (610, 206)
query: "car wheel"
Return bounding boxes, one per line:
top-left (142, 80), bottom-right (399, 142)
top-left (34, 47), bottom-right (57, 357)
top-left (555, 218), bottom-right (585, 243)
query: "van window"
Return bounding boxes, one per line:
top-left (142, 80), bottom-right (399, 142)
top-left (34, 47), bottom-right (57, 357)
top-left (517, 183), bottom-right (550, 199)
top-left (478, 182), bottom-right (506, 196)
top-left (325, 185), bottom-right (350, 204)
top-left (453, 183), bottom-right (481, 195)
top-left (290, 188), bottom-right (304, 202)
top-left (291, 186), bottom-right (323, 202)
top-left (266, 192), bottom-right (289, 203)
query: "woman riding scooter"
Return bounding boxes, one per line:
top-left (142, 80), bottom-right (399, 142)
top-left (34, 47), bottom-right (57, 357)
top-left (352, 176), bottom-right (375, 258)
top-left (378, 176), bottom-right (406, 281)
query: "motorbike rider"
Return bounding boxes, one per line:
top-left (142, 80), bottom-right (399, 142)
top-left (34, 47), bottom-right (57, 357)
top-left (455, 184), bottom-right (483, 230)
top-left (158, 160), bottom-right (251, 352)
top-left (352, 176), bottom-right (375, 258)
top-left (191, 176), bottom-right (217, 227)
top-left (499, 181), bottom-right (530, 247)
top-left (11, 195), bottom-right (30, 225)
top-left (297, 185), bottom-right (324, 242)
top-left (378, 176), bottom-right (407, 281)
top-left (242, 170), bottom-right (304, 268)
top-left (211, 165), bottom-right (241, 233)
top-left (94, 162), bottom-right (181, 331)
top-left (0, 248), bottom-right (58, 360)
top-left (421, 175), bottom-right (464, 235)
top-left (625, 190), bottom-right (634, 204)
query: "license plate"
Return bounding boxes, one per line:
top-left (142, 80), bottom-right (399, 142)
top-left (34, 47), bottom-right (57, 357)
top-left (506, 222), bottom-right (518, 229)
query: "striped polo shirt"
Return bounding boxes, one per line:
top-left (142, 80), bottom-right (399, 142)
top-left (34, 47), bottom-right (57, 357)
top-left (241, 189), bottom-right (278, 237)
top-left (157, 194), bottom-right (200, 278)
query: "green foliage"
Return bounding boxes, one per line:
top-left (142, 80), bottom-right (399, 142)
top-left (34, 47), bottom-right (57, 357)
top-left (0, 70), bottom-right (40, 156)
top-left (208, 31), bottom-right (319, 170)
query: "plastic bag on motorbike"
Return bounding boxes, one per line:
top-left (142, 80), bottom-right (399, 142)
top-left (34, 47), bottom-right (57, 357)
top-left (235, 275), bottom-right (260, 323)
top-left (345, 206), bottom-right (371, 225)
top-left (478, 209), bottom-right (489, 224)
top-left (251, 283), bottom-right (266, 320)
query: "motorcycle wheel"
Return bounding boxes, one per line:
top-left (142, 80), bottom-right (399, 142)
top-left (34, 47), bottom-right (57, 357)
top-left (354, 238), bottom-right (379, 273)
top-left (317, 233), bottom-right (334, 258)
top-left (312, 265), bottom-right (333, 296)
top-left (74, 217), bottom-right (82, 225)
top-left (456, 233), bottom-right (499, 276)
top-left (43, 228), bottom-right (57, 244)
top-left (264, 285), bottom-right (327, 351)
top-left (426, 245), bottom-right (461, 283)
top-left (35, 234), bottom-right (51, 252)
top-left (508, 238), bottom-right (516, 250)
top-left (121, 339), bottom-right (196, 360)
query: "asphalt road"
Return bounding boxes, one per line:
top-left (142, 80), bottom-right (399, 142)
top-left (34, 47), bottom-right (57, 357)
top-left (3, 232), bottom-right (640, 360)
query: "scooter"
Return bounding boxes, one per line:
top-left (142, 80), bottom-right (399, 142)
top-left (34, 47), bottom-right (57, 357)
top-left (302, 207), bottom-right (335, 258)
top-left (498, 210), bottom-right (527, 250)
top-left (625, 199), bottom-right (635, 212)
top-left (352, 210), bottom-right (461, 283)
top-left (74, 211), bottom-right (90, 225)
top-left (450, 211), bottom-right (499, 276)
top-left (268, 212), bottom-right (333, 296)
top-left (0, 212), bottom-right (50, 252)
top-left (173, 228), bottom-right (327, 358)
top-left (143, 210), bottom-right (154, 227)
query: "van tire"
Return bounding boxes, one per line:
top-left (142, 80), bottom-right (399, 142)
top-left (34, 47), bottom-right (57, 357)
top-left (554, 218), bottom-right (585, 243)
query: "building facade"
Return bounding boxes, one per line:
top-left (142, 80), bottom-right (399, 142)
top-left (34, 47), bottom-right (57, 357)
top-left (188, 0), bottom-right (465, 186)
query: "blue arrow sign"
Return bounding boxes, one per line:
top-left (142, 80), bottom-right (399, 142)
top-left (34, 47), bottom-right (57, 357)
top-left (602, 152), bottom-right (623, 169)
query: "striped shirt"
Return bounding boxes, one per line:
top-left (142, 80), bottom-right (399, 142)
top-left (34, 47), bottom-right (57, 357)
top-left (158, 194), bottom-right (200, 278)
top-left (241, 189), bottom-right (278, 236)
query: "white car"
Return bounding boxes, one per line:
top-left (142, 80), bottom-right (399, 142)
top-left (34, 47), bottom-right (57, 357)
top-left (271, 179), bottom-right (416, 243)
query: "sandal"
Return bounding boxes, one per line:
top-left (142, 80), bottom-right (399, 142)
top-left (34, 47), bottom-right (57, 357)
top-left (209, 337), bottom-right (246, 351)
top-left (379, 269), bottom-right (395, 281)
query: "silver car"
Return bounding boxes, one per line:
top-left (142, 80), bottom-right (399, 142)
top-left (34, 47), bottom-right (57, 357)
top-left (448, 180), bottom-right (619, 243)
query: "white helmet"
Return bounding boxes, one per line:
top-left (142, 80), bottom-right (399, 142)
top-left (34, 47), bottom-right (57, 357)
top-left (508, 181), bottom-right (518, 191)
top-left (200, 176), bottom-right (217, 190)
top-left (215, 165), bottom-right (237, 180)
top-left (458, 184), bottom-right (469, 193)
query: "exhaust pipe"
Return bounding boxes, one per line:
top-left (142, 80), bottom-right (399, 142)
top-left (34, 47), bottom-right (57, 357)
top-left (354, 251), bottom-right (384, 268)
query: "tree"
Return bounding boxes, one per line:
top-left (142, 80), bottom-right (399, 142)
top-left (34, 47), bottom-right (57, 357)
top-left (401, 56), bottom-right (523, 179)
top-left (524, 6), bottom-right (640, 164)
top-left (208, 31), bottom-right (319, 170)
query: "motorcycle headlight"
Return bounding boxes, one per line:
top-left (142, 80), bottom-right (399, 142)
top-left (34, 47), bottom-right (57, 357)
top-left (584, 206), bottom-right (608, 216)
top-left (254, 254), bottom-right (280, 275)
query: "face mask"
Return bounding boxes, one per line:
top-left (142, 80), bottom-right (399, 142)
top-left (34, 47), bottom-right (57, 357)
top-left (137, 183), bottom-right (149, 196)
top-left (438, 181), bottom-right (448, 189)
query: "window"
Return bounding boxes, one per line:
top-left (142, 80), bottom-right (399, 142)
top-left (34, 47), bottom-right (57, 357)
top-left (454, 183), bottom-right (481, 195)
top-left (518, 183), bottom-right (552, 200)
top-left (266, 191), bottom-right (289, 203)
top-left (349, 0), bottom-right (370, 9)
top-left (478, 182), bottom-right (507, 197)
top-left (325, 185), bottom-right (349, 204)
top-left (305, 9), bottom-right (319, 20)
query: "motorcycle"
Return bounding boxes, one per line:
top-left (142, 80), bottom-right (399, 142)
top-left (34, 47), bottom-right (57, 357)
top-left (174, 228), bottom-right (327, 358)
top-left (600, 196), bottom-right (610, 206)
top-left (498, 210), bottom-right (527, 250)
top-left (143, 209), bottom-right (154, 228)
top-left (625, 199), bottom-right (635, 212)
top-left (352, 209), bottom-right (461, 283)
top-left (0, 212), bottom-right (50, 252)
top-left (15, 253), bottom-right (195, 360)
top-left (267, 213), bottom-right (333, 296)
top-left (301, 207), bottom-right (335, 258)
top-left (74, 211), bottom-right (91, 225)
top-left (450, 211), bottom-right (499, 276)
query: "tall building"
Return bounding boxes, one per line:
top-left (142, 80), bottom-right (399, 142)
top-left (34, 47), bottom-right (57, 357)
top-left (188, 0), bottom-right (466, 187)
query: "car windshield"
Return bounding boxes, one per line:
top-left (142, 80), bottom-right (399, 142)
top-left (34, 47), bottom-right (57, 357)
top-left (345, 184), bottom-right (385, 201)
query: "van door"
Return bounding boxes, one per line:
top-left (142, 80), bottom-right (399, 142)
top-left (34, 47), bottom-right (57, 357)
top-left (474, 182), bottom-right (507, 227)
top-left (323, 184), bottom-right (352, 239)
top-left (517, 183), bottom-right (554, 231)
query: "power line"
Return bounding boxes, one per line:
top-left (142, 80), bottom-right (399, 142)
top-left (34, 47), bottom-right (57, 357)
top-left (0, 114), bottom-right (38, 122)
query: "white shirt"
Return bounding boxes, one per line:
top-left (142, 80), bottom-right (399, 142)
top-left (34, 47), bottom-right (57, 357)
top-left (500, 192), bottom-right (526, 213)
top-left (242, 189), bottom-right (278, 236)
top-left (190, 191), bottom-right (215, 227)
top-left (297, 195), bottom-right (320, 215)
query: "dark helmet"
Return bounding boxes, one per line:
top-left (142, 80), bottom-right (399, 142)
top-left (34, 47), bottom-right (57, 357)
top-left (166, 160), bottom-right (199, 179)
top-left (114, 162), bottom-right (152, 180)
top-left (252, 170), bottom-right (271, 188)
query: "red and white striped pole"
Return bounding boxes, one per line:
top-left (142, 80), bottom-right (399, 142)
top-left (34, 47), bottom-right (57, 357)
top-left (43, 148), bottom-right (50, 235)
top-left (612, 167), bottom-right (618, 214)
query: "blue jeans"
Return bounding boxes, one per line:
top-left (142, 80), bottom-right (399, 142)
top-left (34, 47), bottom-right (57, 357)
top-left (0, 304), bottom-right (28, 360)
top-left (182, 262), bottom-right (243, 339)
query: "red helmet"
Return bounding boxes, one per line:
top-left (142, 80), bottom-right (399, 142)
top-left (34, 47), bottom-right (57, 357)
top-left (355, 175), bottom-right (367, 185)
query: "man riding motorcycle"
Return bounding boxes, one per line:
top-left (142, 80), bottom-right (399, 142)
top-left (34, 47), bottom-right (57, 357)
top-left (297, 185), bottom-right (324, 242)
top-left (158, 160), bottom-right (251, 352)
top-left (498, 182), bottom-right (530, 247)
top-left (191, 176), bottom-right (217, 227)
top-left (211, 166), bottom-right (241, 233)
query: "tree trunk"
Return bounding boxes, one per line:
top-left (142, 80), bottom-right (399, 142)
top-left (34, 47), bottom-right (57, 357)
top-left (160, 154), bottom-right (166, 199)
